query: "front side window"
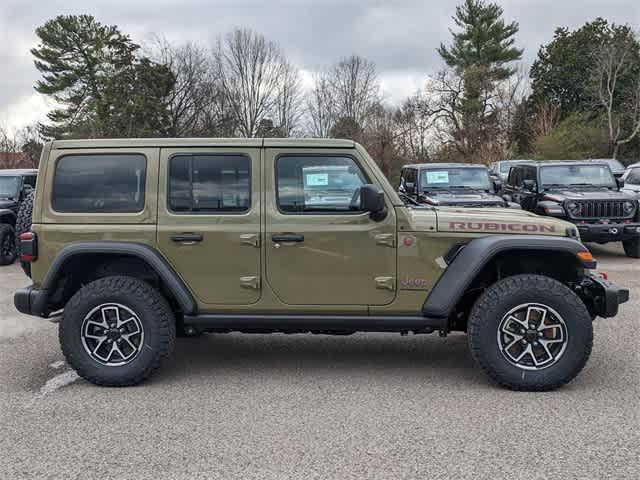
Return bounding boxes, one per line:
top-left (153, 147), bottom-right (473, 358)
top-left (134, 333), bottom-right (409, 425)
top-left (276, 156), bottom-right (367, 213)
top-left (420, 168), bottom-right (491, 191)
top-left (169, 154), bottom-right (250, 213)
top-left (540, 165), bottom-right (615, 188)
top-left (52, 154), bottom-right (146, 213)
top-left (0, 176), bottom-right (20, 199)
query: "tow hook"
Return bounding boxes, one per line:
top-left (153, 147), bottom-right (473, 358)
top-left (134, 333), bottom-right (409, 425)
top-left (609, 227), bottom-right (619, 235)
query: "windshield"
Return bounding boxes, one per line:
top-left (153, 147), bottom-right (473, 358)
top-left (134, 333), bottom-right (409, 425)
top-left (420, 168), bottom-right (491, 190)
top-left (0, 176), bottom-right (20, 199)
top-left (540, 165), bottom-right (615, 187)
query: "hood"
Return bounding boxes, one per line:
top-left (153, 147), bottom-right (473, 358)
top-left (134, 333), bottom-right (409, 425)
top-left (423, 190), bottom-right (505, 207)
top-left (543, 189), bottom-right (634, 202)
top-left (405, 206), bottom-right (573, 237)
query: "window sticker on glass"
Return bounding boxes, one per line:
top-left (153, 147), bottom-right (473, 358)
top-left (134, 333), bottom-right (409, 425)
top-left (305, 173), bottom-right (329, 186)
top-left (426, 171), bottom-right (449, 184)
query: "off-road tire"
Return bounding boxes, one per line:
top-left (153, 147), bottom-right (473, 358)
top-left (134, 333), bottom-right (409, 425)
top-left (59, 276), bottom-right (176, 387)
top-left (0, 224), bottom-right (17, 265)
top-left (468, 274), bottom-right (593, 391)
top-left (622, 238), bottom-right (640, 258)
top-left (15, 190), bottom-right (34, 243)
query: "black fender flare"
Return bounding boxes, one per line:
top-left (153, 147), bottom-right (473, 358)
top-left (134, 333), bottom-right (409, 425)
top-left (41, 242), bottom-right (197, 314)
top-left (0, 208), bottom-right (16, 225)
top-left (422, 235), bottom-right (594, 318)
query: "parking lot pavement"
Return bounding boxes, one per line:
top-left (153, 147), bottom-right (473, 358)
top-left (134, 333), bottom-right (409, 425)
top-left (1, 243), bottom-right (639, 480)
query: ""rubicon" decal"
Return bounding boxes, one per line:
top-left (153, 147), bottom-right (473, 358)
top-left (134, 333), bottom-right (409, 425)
top-left (449, 222), bottom-right (556, 233)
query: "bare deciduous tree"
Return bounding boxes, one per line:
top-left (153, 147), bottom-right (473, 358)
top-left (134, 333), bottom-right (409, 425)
top-left (306, 71), bottom-right (336, 137)
top-left (329, 55), bottom-right (380, 129)
top-left (273, 61), bottom-right (303, 136)
top-left (214, 28), bottom-right (298, 138)
top-left (149, 37), bottom-right (217, 137)
top-left (591, 30), bottom-right (640, 158)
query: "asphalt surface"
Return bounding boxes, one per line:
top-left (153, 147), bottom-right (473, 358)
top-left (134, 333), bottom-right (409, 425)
top-left (1, 243), bottom-right (639, 479)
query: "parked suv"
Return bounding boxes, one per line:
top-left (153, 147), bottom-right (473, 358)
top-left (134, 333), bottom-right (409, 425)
top-left (502, 161), bottom-right (640, 257)
top-left (489, 160), bottom-right (532, 182)
top-left (0, 169), bottom-right (37, 265)
top-left (621, 162), bottom-right (640, 197)
top-left (15, 139), bottom-right (628, 390)
top-left (398, 163), bottom-right (515, 208)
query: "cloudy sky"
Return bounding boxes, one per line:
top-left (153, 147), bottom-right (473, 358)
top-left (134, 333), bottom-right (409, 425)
top-left (1, 0), bottom-right (638, 133)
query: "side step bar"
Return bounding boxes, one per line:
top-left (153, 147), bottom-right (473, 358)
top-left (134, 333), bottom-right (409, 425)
top-left (183, 314), bottom-right (447, 333)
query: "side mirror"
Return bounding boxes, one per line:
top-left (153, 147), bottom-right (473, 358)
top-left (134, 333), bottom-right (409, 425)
top-left (404, 181), bottom-right (415, 194)
top-left (523, 179), bottom-right (537, 192)
top-left (617, 178), bottom-right (625, 189)
top-left (359, 184), bottom-right (386, 218)
top-left (492, 180), bottom-right (503, 194)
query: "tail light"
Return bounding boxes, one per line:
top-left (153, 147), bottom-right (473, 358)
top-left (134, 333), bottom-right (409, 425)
top-left (19, 232), bottom-right (37, 263)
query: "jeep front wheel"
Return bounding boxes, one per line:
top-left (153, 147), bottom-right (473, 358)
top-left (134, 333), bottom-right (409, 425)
top-left (0, 224), bottom-right (17, 265)
top-left (622, 238), bottom-right (640, 258)
top-left (59, 276), bottom-right (176, 386)
top-left (468, 274), bottom-right (593, 391)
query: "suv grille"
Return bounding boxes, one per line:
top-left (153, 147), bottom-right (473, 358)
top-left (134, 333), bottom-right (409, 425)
top-left (568, 200), bottom-right (632, 219)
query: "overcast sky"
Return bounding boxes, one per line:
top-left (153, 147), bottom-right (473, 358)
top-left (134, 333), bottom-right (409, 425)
top-left (1, 0), bottom-right (638, 133)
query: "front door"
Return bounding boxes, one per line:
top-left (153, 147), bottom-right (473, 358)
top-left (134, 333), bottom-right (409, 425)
top-left (264, 148), bottom-right (397, 306)
top-left (157, 147), bottom-right (261, 306)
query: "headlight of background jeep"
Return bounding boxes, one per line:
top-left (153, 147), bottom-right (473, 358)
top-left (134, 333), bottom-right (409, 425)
top-left (623, 200), bottom-right (635, 215)
top-left (565, 201), bottom-right (580, 216)
top-left (544, 203), bottom-right (566, 216)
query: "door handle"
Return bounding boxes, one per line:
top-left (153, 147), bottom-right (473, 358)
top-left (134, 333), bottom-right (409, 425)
top-left (171, 233), bottom-right (203, 244)
top-left (271, 234), bottom-right (304, 244)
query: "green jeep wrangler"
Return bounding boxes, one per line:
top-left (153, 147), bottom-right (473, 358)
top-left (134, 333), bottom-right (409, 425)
top-left (15, 138), bottom-right (629, 390)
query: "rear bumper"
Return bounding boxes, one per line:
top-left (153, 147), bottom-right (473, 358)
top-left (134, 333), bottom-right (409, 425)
top-left (574, 222), bottom-right (640, 243)
top-left (587, 275), bottom-right (629, 318)
top-left (14, 286), bottom-right (48, 317)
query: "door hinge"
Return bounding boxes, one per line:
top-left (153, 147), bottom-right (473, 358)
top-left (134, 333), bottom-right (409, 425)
top-left (240, 275), bottom-right (260, 289)
top-left (375, 233), bottom-right (395, 247)
top-left (374, 276), bottom-right (395, 291)
top-left (240, 233), bottom-right (260, 247)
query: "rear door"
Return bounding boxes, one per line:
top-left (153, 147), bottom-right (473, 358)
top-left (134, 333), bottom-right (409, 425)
top-left (157, 147), bottom-right (261, 306)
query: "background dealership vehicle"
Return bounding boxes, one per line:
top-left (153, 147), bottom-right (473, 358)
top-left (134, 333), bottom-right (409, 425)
top-left (502, 161), bottom-right (640, 257)
top-left (15, 139), bottom-right (628, 391)
top-left (398, 163), bottom-right (517, 208)
top-left (0, 169), bottom-right (37, 265)
top-left (585, 158), bottom-right (626, 179)
top-left (489, 159), bottom-right (532, 182)
top-left (621, 162), bottom-right (640, 196)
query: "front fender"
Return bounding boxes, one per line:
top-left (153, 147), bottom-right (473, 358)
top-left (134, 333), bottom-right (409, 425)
top-left (422, 235), bottom-right (594, 318)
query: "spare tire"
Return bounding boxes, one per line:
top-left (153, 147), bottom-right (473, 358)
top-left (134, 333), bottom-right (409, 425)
top-left (15, 191), bottom-right (34, 250)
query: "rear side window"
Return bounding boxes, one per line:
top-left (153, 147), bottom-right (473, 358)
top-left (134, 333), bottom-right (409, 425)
top-left (52, 154), bottom-right (146, 213)
top-left (168, 154), bottom-right (250, 213)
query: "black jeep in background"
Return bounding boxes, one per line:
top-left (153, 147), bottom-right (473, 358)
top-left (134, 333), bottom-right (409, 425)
top-left (399, 163), bottom-right (516, 208)
top-left (502, 161), bottom-right (640, 257)
top-left (0, 169), bottom-right (37, 265)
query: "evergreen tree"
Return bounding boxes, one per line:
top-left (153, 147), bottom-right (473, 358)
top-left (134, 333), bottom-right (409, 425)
top-left (31, 15), bottom-right (174, 138)
top-left (437, 0), bottom-right (523, 160)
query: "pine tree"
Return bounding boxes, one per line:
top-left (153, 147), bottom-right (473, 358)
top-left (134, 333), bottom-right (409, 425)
top-left (31, 15), bottom-right (174, 138)
top-left (437, 0), bottom-right (523, 161)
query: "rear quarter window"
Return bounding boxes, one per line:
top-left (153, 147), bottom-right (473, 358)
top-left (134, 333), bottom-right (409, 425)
top-left (52, 154), bottom-right (147, 213)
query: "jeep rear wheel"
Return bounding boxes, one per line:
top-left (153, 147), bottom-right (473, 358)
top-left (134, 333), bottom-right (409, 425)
top-left (59, 276), bottom-right (176, 386)
top-left (622, 238), bottom-right (640, 258)
top-left (0, 224), bottom-right (17, 265)
top-left (468, 274), bottom-right (593, 391)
